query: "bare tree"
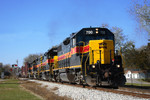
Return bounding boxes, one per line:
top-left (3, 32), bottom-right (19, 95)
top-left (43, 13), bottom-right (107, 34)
top-left (3, 64), bottom-right (12, 76)
top-left (130, 0), bottom-right (150, 35)
top-left (23, 53), bottom-right (43, 64)
top-left (3, 64), bottom-right (11, 72)
top-left (101, 23), bottom-right (109, 28)
top-left (111, 27), bottom-right (127, 50)
top-left (101, 24), bottom-right (133, 50)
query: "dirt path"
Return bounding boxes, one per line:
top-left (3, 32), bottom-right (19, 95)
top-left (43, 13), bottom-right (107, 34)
top-left (20, 85), bottom-right (45, 100)
top-left (21, 81), bottom-right (72, 100)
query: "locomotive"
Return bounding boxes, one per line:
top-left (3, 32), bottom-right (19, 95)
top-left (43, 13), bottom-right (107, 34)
top-left (28, 27), bottom-right (126, 87)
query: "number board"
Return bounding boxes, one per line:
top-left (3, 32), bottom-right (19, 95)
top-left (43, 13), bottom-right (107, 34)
top-left (85, 30), bottom-right (93, 35)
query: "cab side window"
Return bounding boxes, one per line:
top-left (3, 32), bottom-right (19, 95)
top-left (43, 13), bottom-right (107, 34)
top-left (72, 37), bottom-right (76, 47)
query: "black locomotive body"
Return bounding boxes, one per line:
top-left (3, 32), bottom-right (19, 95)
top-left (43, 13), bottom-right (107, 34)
top-left (27, 27), bottom-right (126, 87)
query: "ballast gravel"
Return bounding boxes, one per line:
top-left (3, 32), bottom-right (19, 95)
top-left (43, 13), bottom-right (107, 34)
top-left (29, 80), bottom-right (148, 100)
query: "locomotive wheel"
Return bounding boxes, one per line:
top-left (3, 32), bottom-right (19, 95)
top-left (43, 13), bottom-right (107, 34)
top-left (45, 74), bottom-right (49, 81)
top-left (75, 76), bottom-right (82, 85)
top-left (86, 75), bottom-right (97, 86)
top-left (116, 74), bottom-right (126, 86)
top-left (48, 76), bottom-right (51, 81)
top-left (75, 72), bottom-right (83, 85)
top-left (56, 77), bottom-right (62, 82)
top-left (111, 82), bottom-right (118, 89)
top-left (55, 73), bottom-right (61, 82)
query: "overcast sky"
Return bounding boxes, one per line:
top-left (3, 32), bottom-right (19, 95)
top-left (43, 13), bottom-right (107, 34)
top-left (0, 0), bottom-right (149, 67)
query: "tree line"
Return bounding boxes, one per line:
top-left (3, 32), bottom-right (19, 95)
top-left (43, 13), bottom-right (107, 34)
top-left (0, 64), bottom-right (12, 78)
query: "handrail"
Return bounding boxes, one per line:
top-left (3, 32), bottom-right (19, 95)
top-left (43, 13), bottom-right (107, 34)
top-left (84, 54), bottom-right (89, 76)
top-left (120, 47), bottom-right (125, 67)
top-left (49, 58), bottom-right (52, 75)
top-left (38, 68), bottom-right (40, 77)
top-left (77, 41), bottom-right (85, 74)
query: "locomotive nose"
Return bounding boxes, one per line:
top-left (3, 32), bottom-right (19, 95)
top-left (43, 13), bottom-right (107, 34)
top-left (89, 40), bottom-right (114, 65)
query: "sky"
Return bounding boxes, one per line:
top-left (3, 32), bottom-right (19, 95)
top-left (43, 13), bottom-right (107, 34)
top-left (0, 0), bottom-right (149, 67)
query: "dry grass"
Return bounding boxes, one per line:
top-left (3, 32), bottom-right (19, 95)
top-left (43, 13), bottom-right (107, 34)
top-left (51, 87), bottom-right (59, 91)
top-left (21, 81), bottom-right (72, 100)
top-left (44, 85), bottom-right (48, 88)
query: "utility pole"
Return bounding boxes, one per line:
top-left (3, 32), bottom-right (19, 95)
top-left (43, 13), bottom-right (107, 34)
top-left (16, 60), bottom-right (18, 66)
top-left (148, 39), bottom-right (150, 47)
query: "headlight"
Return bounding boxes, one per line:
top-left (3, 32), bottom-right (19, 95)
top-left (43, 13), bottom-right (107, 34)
top-left (92, 65), bottom-right (95, 68)
top-left (117, 65), bottom-right (120, 68)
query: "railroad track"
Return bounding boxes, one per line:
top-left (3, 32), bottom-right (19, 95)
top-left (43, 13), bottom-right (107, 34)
top-left (20, 78), bottom-right (150, 99)
top-left (58, 82), bottom-right (150, 99)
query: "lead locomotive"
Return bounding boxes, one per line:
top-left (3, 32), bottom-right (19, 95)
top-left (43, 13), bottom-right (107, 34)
top-left (28, 27), bottom-right (126, 87)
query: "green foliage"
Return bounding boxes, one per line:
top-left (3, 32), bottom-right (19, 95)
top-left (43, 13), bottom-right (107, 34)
top-left (124, 44), bottom-right (138, 68)
top-left (0, 79), bottom-right (41, 100)
top-left (142, 78), bottom-right (150, 82)
top-left (0, 67), bottom-right (4, 75)
top-left (124, 45), bottom-right (150, 71)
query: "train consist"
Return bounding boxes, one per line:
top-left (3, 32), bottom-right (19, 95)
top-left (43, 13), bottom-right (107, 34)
top-left (27, 27), bottom-right (126, 87)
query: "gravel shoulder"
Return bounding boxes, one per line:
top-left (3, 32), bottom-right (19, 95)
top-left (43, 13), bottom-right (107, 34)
top-left (29, 80), bottom-right (149, 100)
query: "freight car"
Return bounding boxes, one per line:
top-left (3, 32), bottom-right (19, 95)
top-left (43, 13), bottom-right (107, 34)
top-left (27, 27), bottom-right (126, 87)
top-left (21, 63), bottom-right (28, 78)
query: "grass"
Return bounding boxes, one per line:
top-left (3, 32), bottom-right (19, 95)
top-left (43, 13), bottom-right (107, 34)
top-left (0, 79), bottom-right (41, 100)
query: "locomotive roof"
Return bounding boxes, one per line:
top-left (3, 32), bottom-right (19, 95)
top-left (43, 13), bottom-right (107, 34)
top-left (47, 46), bottom-right (58, 54)
top-left (45, 46), bottom-right (58, 56)
top-left (70, 27), bottom-right (113, 38)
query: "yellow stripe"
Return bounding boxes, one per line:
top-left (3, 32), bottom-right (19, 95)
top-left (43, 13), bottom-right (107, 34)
top-left (53, 65), bottom-right (81, 71)
top-left (40, 71), bottom-right (44, 73)
top-left (45, 69), bottom-right (50, 72)
top-left (39, 69), bottom-right (50, 73)
top-left (40, 65), bottom-right (81, 72)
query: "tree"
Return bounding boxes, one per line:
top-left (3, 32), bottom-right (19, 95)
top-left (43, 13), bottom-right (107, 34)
top-left (3, 64), bottom-right (11, 71)
top-left (0, 64), bottom-right (12, 77)
top-left (138, 45), bottom-right (150, 71)
top-left (101, 24), bottom-right (134, 51)
top-left (0, 67), bottom-right (4, 76)
top-left (124, 44), bottom-right (139, 69)
top-left (124, 44), bottom-right (150, 72)
top-left (3, 64), bottom-right (11, 76)
top-left (111, 27), bottom-right (126, 50)
top-left (122, 41), bottom-right (135, 53)
top-left (130, 0), bottom-right (150, 35)
top-left (147, 44), bottom-right (150, 65)
top-left (23, 53), bottom-right (43, 64)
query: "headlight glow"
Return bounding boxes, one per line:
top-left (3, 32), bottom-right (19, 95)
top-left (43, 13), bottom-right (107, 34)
top-left (117, 65), bottom-right (120, 68)
top-left (92, 65), bottom-right (95, 68)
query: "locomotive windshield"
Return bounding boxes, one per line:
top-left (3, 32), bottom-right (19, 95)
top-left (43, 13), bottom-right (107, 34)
top-left (84, 35), bottom-right (114, 42)
top-left (76, 28), bottom-right (114, 45)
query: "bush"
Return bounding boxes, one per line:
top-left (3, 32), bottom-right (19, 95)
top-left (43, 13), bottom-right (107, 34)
top-left (142, 78), bottom-right (150, 82)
